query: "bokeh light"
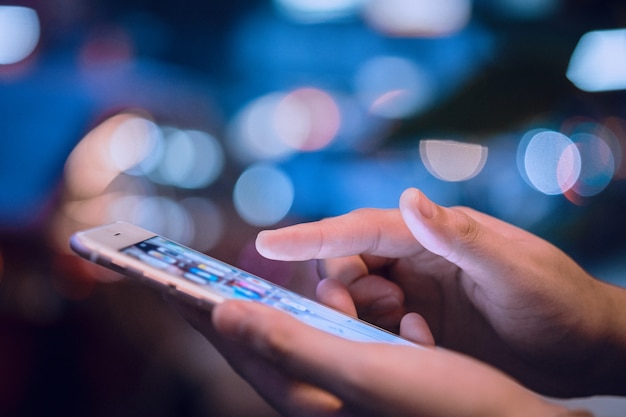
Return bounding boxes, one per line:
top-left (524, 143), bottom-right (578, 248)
top-left (114, 195), bottom-right (194, 244)
top-left (59, 110), bottom-right (227, 258)
top-left (519, 130), bottom-right (581, 195)
top-left (150, 128), bottom-right (224, 189)
top-left (355, 56), bottom-right (434, 119)
top-left (569, 133), bottom-right (615, 198)
top-left (0, 6), bottom-right (40, 65)
top-left (274, 0), bottom-right (364, 23)
top-left (229, 93), bottom-right (295, 163)
top-left (109, 116), bottom-right (162, 173)
top-left (567, 29), bottom-right (626, 92)
top-left (233, 164), bottom-right (294, 226)
top-left (274, 87), bottom-right (340, 151)
top-left (563, 119), bottom-right (623, 177)
top-left (420, 139), bottom-right (488, 181)
top-left (363, 0), bottom-right (471, 37)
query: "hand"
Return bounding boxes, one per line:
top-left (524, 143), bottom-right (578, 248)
top-left (177, 299), bottom-right (566, 417)
top-left (256, 188), bottom-right (626, 397)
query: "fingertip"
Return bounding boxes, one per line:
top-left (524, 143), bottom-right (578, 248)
top-left (399, 312), bottom-right (435, 347)
top-left (255, 230), bottom-right (279, 259)
top-left (316, 278), bottom-right (358, 317)
top-left (400, 188), bottom-right (435, 220)
top-left (399, 188), bottom-right (447, 256)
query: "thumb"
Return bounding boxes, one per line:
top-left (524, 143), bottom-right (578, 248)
top-left (398, 188), bottom-right (510, 279)
top-left (400, 312), bottom-right (435, 347)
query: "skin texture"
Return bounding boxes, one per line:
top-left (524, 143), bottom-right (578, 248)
top-left (256, 188), bottom-right (626, 397)
top-left (178, 300), bottom-right (565, 417)
top-left (174, 187), bottom-right (626, 416)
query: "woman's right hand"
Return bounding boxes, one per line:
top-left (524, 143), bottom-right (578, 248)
top-left (256, 188), bottom-right (626, 397)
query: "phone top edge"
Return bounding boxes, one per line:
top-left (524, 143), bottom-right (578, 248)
top-left (68, 233), bottom-right (94, 260)
top-left (69, 222), bottom-right (157, 255)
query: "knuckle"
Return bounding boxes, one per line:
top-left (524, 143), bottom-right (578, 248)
top-left (453, 208), bottom-right (481, 245)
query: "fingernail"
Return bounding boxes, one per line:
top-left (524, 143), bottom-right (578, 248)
top-left (416, 191), bottom-right (435, 219)
top-left (255, 231), bottom-right (275, 258)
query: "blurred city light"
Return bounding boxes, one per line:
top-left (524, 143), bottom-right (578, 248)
top-left (559, 118), bottom-right (622, 201)
top-left (519, 130), bottom-right (581, 195)
top-left (363, 0), bottom-right (471, 37)
top-left (234, 164), bottom-right (294, 226)
top-left (420, 139), bottom-right (488, 181)
top-left (109, 116), bottom-right (161, 173)
top-left (0, 6), bottom-right (39, 65)
top-left (229, 93), bottom-right (296, 163)
top-left (119, 196), bottom-right (194, 244)
top-left (275, 87), bottom-right (340, 150)
top-left (483, 143), bottom-right (555, 228)
top-left (150, 128), bottom-right (224, 189)
top-left (567, 29), bottom-right (626, 92)
top-left (569, 133), bottom-right (615, 198)
top-left (60, 111), bottom-right (227, 257)
top-left (274, 0), bottom-right (364, 23)
top-left (355, 56), bottom-right (434, 119)
top-left (331, 93), bottom-right (386, 149)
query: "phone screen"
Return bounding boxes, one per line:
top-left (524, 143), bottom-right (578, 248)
top-left (121, 235), bottom-right (415, 346)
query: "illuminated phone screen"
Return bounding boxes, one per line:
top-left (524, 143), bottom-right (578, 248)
top-left (122, 236), bottom-right (415, 346)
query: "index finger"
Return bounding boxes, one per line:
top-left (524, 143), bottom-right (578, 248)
top-left (255, 208), bottom-right (422, 261)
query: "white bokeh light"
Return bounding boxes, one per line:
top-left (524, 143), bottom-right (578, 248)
top-left (0, 6), bottom-right (40, 64)
top-left (233, 164), bottom-right (294, 226)
top-left (110, 195), bottom-right (193, 244)
top-left (274, 0), bottom-right (364, 22)
top-left (567, 29), bottom-right (626, 92)
top-left (355, 56), bottom-right (434, 119)
top-left (274, 87), bottom-right (341, 151)
top-left (521, 130), bottom-right (581, 195)
top-left (420, 139), bottom-right (488, 181)
top-left (229, 93), bottom-right (295, 164)
top-left (153, 128), bottom-right (224, 189)
top-left (363, 0), bottom-right (471, 37)
top-left (109, 117), bottom-right (162, 174)
top-left (570, 133), bottom-right (615, 197)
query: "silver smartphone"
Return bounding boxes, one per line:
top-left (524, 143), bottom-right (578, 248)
top-left (70, 221), bottom-right (416, 346)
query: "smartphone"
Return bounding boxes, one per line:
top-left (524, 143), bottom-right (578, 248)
top-left (70, 222), bottom-right (416, 346)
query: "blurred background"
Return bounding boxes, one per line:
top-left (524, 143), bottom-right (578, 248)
top-left (1, 0), bottom-right (626, 415)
